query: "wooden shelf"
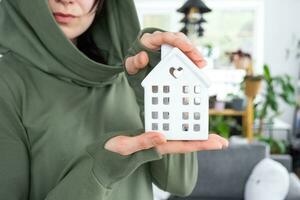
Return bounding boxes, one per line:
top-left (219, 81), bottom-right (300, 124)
top-left (209, 98), bottom-right (255, 141)
top-left (209, 109), bottom-right (248, 140)
top-left (209, 109), bottom-right (245, 116)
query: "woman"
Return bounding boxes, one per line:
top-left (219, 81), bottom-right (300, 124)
top-left (0, 0), bottom-right (228, 199)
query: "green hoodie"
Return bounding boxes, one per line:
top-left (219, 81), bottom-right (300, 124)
top-left (0, 0), bottom-right (198, 199)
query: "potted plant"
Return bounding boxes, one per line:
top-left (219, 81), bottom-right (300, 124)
top-left (254, 64), bottom-right (297, 154)
top-left (226, 92), bottom-right (246, 111)
top-left (244, 75), bottom-right (264, 98)
top-left (256, 64), bottom-right (297, 134)
top-left (228, 49), bottom-right (264, 98)
top-left (209, 116), bottom-right (242, 139)
top-left (256, 134), bottom-right (288, 154)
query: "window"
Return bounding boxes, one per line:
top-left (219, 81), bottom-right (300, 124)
top-left (163, 112), bottom-right (170, 119)
top-left (152, 85), bottom-right (158, 93)
top-left (183, 86), bottom-right (189, 94)
top-left (152, 123), bottom-right (158, 130)
top-left (163, 123), bottom-right (170, 131)
top-left (194, 124), bottom-right (200, 132)
top-left (152, 97), bottom-right (158, 105)
top-left (152, 112), bottom-right (158, 119)
top-left (163, 97), bottom-right (170, 105)
top-left (163, 86), bottom-right (170, 93)
top-left (182, 124), bottom-right (189, 131)
top-left (194, 97), bottom-right (201, 105)
top-left (134, 0), bottom-right (264, 71)
top-left (194, 112), bottom-right (201, 120)
top-left (200, 1), bottom-right (264, 69)
top-left (182, 97), bottom-right (189, 105)
top-left (182, 112), bottom-right (189, 120)
top-left (194, 85), bottom-right (201, 94)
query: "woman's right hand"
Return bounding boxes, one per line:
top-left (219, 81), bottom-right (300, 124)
top-left (104, 132), bottom-right (228, 156)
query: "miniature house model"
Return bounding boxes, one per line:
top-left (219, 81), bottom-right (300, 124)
top-left (142, 44), bottom-right (211, 140)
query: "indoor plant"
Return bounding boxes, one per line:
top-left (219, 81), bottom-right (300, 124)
top-left (255, 64), bottom-right (297, 154)
top-left (209, 116), bottom-right (242, 139)
top-left (256, 64), bottom-right (296, 134)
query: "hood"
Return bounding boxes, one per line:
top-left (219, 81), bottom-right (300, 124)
top-left (0, 0), bottom-right (140, 86)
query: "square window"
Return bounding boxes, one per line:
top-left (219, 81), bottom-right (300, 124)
top-left (182, 97), bottom-right (190, 105)
top-left (163, 112), bottom-right (169, 119)
top-left (163, 123), bottom-right (169, 131)
top-left (182, 112), bottom-right (189, 120)
top-left (194, 85), bottom-right (201, 94)
top-left (163, 97), bottom-right (170, 105)
top-left (152, 97), bottom-right (158, 105)
top-left (152, 86), bottom-right (158, 93)
top-left (194, 112), bottom-right (200, 120)
top-left (152, 112), bottom-right (158, 119)
top-left (163, 86), bottom-right (170, 93)
top-left (194, 124), bottom-right (200, 132)
top-left (182, 97), bottom-right (189, 105)
top-left (152, 123), bottom-right (158, 130)
top-left (194, 97), bottom-right (201, 105)
top-left (182, 124), bottom-right (189, 131)
top-left (183, 86), bottom-right (189, 93)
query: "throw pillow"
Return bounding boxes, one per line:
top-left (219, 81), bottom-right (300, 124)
top-left (286, 173), bottom-right (300, 200)
top-left (245, 158), bottom-right (289, 200)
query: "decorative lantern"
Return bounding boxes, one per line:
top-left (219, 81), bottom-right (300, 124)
top-left (177, 0), bottom-right (211, 37)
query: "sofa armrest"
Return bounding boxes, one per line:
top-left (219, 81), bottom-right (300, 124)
top-left (270, 154), bottom-right (293, 172)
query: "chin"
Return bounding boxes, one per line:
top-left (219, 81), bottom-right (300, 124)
top-left (59, 27), bottom-right (82, 42)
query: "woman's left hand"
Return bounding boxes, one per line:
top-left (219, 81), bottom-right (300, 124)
top-left (125, 31), bottom-right (207, 75)
top-left (105, 132), bottom-right (228, 156)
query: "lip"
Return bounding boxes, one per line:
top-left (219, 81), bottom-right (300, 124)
top-left (53, 12), bottom-right (77, 24)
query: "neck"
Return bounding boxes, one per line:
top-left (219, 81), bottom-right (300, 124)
top-left (71, 38), bottom-right (78, 46)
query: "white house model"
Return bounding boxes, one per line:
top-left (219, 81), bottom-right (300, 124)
top-left (141, 44), bottom-right (211, 140)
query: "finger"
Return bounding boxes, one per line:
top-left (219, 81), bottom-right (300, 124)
top-left (105, 132), bottom-right (166, 156)
top-left (129, 132), bottom-right (167, 154)
top-left (184, 138), bottom-right (224, 151)
top-left (195, 59), bottom-right (207, 68)
top-left (155, 140), bottom-right (218, 155)
top-left (142, 32), bottom-right (191, 52)
top-left (208, 134), bottom-right (229, 149)
top-left (156, 136), bottom-right (227, 155)
top-left (174, 32), bottom-right (189, 40)
top-left (187, 134), bottom-right (227, 151)
top-left (125, 51), bottom-right (149, 75)
top-left (140, 31), bottom-right (165, 50)
top-left (141, 32), bottom-right (206, 68)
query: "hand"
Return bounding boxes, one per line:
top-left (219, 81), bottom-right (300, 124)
top-left (104, 132), bottom-right (229, 156)
top-left (125, 31), bottom-right (207, 75)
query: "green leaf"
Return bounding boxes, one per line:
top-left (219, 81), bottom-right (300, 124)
top-left (271, 140), bottom-right (287, 154)
top-left (263, 65), bottom-right (272, 82)
top-left (287, 83), bottom-right (295, 93)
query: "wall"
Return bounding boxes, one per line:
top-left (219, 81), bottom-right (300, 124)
top-left (134, 0), bottom-right (300, 126)
top-left (264, 0), bottom-right (300, 126)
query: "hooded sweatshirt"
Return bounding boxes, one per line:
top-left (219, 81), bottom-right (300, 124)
top-left (0, 0), bottom-right (198, 200)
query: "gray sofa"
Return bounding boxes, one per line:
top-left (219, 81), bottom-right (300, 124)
top-left (168, 143), bottom-right (295, 200)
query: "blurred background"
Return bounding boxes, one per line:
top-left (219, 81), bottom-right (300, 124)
top-left (133, 0), bottom-right (300, 199)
